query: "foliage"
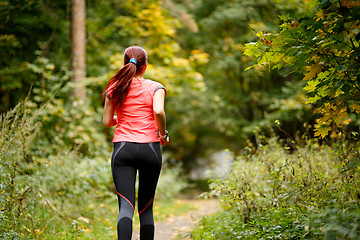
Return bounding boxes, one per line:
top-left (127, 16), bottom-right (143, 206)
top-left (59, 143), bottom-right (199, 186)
top-left (0, 0), bottom-right (69, 112)
top-left (84, 0), bottom-right (210, 165)
top-left (0, 0), bottom-right (109, 157)
top-left (26, 56), bottom-right (110, 157)
top-left (0, 100), bottom-right (189, 239)
top-left (0, 98), bottom-right (43, 239)
top-left (2, 0), bottom-right (360, 238)
top-left (0, 99), bottom-right (112, 239)
top-left (1, 0), bottom-right (210, 166)
top-left (244, 0), bottom-right (360, 138)
top-left (0, 0), bottom-right (324, 168)
top-left (164, 0), bottom-right (316, 164)
top-left (192, 136), bottom-right (360, 239)
top-left (156, 157), bottom-right (189, 201)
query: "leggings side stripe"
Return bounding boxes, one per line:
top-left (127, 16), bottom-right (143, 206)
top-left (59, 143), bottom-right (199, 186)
top-left (139, 197), bottom-right (154, 216)
top-left (116, 190), bottom-right (135, 212)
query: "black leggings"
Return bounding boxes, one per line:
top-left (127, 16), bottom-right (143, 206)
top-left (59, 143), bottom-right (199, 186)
top-left (111, 142), bottom-right (162, 240)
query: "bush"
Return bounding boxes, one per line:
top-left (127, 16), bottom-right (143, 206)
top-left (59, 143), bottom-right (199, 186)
top-left (0, 100), bottom-right (43, 239)
top-left (0, 100), bottom-right (114, 239)
top-left (192, 137), bottom-right (360, 239)
top-left (27, 56), bottom-right (111, 158)
top-left (156, 155), bottom-right (188, 202)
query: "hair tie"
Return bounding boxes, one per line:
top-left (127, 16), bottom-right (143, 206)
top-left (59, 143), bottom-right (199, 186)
top-left (129, 58), bottom-right (137, 65)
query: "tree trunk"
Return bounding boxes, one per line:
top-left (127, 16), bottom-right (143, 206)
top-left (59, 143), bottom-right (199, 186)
top-left (71, 0), bottom-right (86, 101)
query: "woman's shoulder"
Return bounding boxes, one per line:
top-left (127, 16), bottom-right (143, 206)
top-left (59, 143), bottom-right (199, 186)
top-left (141, 79), bottom-right (166, 96)
top-left (143, 79), bottom-right (164, 88)
top-left (143, 78), bottom-right (159, 84)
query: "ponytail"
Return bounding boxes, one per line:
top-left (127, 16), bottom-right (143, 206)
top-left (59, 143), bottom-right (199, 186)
top-left (103, 46), bottom-right (148, 107)
top-left (103, 63), bottom-right (137, 106)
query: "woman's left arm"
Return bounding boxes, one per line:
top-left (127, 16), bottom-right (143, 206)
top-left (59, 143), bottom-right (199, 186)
top-left (103, 98), bottom-right (117, 127)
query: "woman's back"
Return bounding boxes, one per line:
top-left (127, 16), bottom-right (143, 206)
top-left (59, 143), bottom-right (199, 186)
top-left (107, 78), bottom-right (165, 143)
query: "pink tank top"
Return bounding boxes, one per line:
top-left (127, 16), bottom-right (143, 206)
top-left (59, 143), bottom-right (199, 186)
top-left (106, 78), bottom-right (166, 143)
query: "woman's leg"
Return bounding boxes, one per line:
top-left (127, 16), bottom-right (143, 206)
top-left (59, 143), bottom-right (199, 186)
top-left (111, 142), bottom-right (137, 240)
top-left (137, 142), bottom-right (162, 240)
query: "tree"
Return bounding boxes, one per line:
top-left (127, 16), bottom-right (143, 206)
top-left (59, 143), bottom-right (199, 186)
top-left (0, 0), bottom-right (68, 112)
top-left (71, 0), bottom-right (86, 101)
top-left (166, 0), bottom-right (312, 161)
top-left (244, 0), bottom-right (360, 138)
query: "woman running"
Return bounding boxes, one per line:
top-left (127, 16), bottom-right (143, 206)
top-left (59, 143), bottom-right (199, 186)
top-left (103, 46), bottom-right (169, 240)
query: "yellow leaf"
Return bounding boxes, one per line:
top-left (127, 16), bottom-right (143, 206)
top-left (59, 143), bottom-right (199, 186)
top-left (316, 9), bottom-right (324, 21)
top-left (303, 64), bottom-right (322, 81)
top-left (342, 118), bottom-right (351, 125)
top-left (305, 95), bottom-right (321, 104)
top-left (340, 0), bottom-right (360, 8)
top-left (314, 125), bottom-right (331, 138)
top-left (349, 103), bottom-right (360, 114)
top-left (244, 65), bottom-right (256, 71)
top-left (333, 107), bottom-right (347, 125)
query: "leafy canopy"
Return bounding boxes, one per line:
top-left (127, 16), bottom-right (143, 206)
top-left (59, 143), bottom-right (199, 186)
top-left (245, 0), bottom-right (360, 138)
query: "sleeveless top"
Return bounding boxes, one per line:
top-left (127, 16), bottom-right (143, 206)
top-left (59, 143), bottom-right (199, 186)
top-left (106, 78), bottom-right (166, 143)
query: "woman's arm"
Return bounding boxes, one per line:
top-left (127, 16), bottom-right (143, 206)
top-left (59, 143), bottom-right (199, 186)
top-left (153, 89), bottom-right (169, 144)
top-left (103, 98), bottom-right (117, 127)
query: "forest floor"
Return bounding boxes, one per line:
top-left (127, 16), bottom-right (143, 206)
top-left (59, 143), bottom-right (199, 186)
top-left (131, 199), bottom-right (220, 240)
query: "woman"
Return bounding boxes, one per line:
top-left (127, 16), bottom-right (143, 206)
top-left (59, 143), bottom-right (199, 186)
top-left (103, 46), bottom-right (169, 240)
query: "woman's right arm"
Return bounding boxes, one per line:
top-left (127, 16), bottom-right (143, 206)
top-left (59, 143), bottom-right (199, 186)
top-left (153, 89), bottom-right (169, 144)
top-left (103, 98), bottom-right (117, 128)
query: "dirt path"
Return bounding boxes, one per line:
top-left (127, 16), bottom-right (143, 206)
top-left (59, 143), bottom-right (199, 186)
top-left (132, 199), bottom-right (219, 240)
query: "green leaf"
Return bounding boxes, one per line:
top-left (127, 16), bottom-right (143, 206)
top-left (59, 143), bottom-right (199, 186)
top-left (303, 79), bottom-right (320, 93)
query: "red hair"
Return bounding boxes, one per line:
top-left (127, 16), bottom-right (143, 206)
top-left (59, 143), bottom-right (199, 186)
top-left (103, 46), bottom-right (148, 106)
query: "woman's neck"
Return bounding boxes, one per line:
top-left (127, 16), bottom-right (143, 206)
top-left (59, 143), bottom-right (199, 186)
top-left (134, 73), bottom-right (145, 80)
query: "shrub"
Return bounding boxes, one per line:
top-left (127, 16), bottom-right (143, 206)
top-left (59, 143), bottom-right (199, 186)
top-left (192, 137), bottom-right (360, 239)
top-left (0, 100), bottom-right (114, 239)
top-left (156, 156), bottom-right (188, 202)
top-left (0, 100), bottom-right (43, 239)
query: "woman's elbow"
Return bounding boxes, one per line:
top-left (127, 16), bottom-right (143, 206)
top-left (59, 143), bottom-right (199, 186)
top-left (153, 108), bottom-right (164, 116)
top-left (103, 118), bottom-right (110, 128)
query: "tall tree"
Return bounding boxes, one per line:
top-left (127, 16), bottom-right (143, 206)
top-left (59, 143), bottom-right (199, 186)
top-left (71, 0), bottom-right (86, 101)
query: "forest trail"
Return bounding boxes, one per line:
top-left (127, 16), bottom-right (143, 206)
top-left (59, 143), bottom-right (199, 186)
top-left (132, 199), bottom-right (220, 240)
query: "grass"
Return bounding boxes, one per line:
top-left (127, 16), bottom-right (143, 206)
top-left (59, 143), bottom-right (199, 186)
top-left (43, 197), bottom-right (196, 239)
top-left (27, 188), bottom-right (196, 239)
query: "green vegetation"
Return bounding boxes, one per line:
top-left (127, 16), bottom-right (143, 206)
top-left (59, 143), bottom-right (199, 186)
top-left (244, 0), bottom-right (360, 138)
top-left (0, 101), bottom-right (189, 239)
top-left (1, 0), bottom-right (360, 238)
top-left (191, 0), bottom-right (360, 238)
top-left (192, 136), bottom-right (360, 239)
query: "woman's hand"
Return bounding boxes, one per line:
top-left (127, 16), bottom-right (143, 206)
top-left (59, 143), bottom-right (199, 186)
top-left (159, 131), bottom-right (169, 145)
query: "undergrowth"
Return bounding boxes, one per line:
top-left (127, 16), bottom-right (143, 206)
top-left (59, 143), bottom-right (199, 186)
top-left (0, 101), bottom-right (188, 239)
top-left (192, 137), bottom-right (360, 239)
